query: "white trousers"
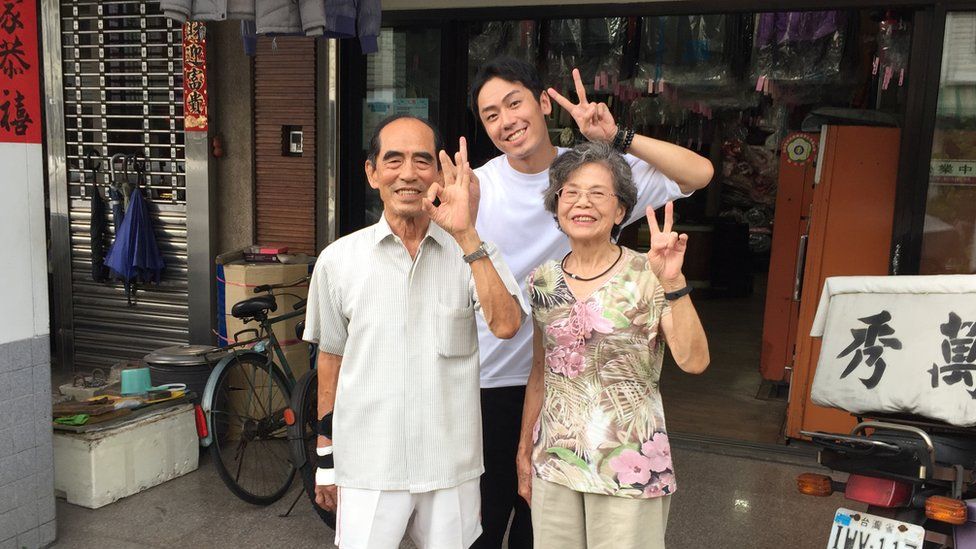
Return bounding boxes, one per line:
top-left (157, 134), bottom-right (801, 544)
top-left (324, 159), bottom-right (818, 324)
top-left (336, 478), bottom-right (482, 549)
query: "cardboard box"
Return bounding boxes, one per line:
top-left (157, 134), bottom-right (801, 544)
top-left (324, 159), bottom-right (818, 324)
top-left (221, 260), bottom-right (312, 382)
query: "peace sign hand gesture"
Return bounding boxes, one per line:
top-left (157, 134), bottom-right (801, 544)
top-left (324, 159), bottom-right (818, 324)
top-left (546, 68), bottom-right (618, 144)
top-left (646, 202), bottom-right (688, 288)
top-left (423, 136), bottom-right (476, 237)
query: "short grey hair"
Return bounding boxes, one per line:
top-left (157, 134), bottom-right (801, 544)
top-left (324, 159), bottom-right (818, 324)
top-left (543, 141), bottom-right (638, 239)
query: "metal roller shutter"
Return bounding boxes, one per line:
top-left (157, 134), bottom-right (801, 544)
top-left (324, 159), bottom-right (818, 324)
top-left (60, 0), bottom-right (188, 369)
top-left (254, 37), bottom-right (317, 255)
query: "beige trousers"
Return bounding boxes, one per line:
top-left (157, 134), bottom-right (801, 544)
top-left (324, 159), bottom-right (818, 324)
top-left (530, 477), bottom-right (671, 549)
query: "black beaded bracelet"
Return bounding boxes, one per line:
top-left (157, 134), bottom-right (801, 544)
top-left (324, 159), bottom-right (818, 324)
top-left (612, 126), bottom-right (635, 153)
top-left (664, 286), bottom-right (693, 301)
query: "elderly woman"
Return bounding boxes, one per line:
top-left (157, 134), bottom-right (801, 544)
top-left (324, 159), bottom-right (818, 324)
top-left (516, 141), bottom-right (709, 548)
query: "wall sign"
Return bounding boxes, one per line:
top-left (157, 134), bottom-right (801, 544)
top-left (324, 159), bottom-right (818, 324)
top-left (182, 21), bottom-right (208, 132)
top-left (810, 275), bottom-right (976, 427)
top-left (784, 132), bottom-right (816, 166)
top-left (930, 159), bottom-right (976, 185)
top-left (0, 0), bottom-right (40, 143)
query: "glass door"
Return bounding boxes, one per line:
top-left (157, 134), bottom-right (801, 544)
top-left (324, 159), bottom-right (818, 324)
top-left (338, 27), bottom-right (442, 234)
top-left (919, 11), bottom-right (976, 274)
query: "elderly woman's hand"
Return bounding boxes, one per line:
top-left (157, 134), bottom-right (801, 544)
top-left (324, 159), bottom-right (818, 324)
top-left (516, 449), bottom-right (533, 506)
top-left (646, 202), bottom-right (688, 289)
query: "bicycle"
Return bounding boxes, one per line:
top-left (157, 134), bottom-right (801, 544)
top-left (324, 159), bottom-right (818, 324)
top-left (197, 276), bottom-right (313, 506)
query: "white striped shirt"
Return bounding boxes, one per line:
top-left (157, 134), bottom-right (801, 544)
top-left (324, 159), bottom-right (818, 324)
top-left (303, 215), bottom-right (526, 492)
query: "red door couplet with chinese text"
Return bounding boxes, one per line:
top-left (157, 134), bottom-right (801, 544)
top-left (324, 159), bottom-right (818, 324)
top-left (182, 21), bottom-right (207, 132)
top-left (0, 0), bottom-right (40, 143)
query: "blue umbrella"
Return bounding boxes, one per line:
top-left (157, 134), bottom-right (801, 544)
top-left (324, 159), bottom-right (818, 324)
top-left (104, 187), bottom-right (165, 305)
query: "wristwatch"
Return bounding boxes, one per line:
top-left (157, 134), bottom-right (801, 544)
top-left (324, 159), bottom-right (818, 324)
top-left (463, 242), bottom-right (491, 264)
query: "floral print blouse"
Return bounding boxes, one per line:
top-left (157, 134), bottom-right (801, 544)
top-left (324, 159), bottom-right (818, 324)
top-left (527, 247), bottom-right (675, 499)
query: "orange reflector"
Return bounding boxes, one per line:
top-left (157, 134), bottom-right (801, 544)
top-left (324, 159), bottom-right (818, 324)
top-left (284, 408), bottom-right (296, 426)
top-left (194, 405), bottom-right (208, 439)
top-left (925, 496), bottom-right (968, 525)
top-left (797, 473), bottom-right (834, 497)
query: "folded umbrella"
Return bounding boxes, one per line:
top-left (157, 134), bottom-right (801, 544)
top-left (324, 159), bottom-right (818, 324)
top-left (104, 187), bottom-right (166, 305)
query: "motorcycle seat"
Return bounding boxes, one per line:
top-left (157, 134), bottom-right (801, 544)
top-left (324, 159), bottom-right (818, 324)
top-left (871, 429), bottom-right (976, 468)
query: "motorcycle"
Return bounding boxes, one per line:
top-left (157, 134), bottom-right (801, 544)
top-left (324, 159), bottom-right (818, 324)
top-left (791, 275), bottom-right (976, 548)
top-left (797, 412), bottom-right (976, 548)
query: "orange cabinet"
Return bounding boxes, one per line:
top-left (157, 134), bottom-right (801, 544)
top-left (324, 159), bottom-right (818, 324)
top-left (782, 125), bottom-right (901, 439)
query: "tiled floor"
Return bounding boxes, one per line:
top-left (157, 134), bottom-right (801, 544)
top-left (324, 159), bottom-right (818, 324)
top-left (661, 281), bottom-right (789, 445)
top-left (53, 441), bottom-right (855, 548)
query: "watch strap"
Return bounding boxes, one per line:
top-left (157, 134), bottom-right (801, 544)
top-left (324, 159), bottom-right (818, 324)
top-left (463, 242), bottom-right (489, 264)
top-left (664, 286), bottom-right (693, 301)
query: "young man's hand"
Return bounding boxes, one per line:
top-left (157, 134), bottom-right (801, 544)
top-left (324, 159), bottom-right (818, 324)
top-left (546, 68), bottom-right (617, 144)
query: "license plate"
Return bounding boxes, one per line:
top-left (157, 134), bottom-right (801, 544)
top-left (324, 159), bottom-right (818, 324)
top-left (826, 508), bottom-right (925, 549)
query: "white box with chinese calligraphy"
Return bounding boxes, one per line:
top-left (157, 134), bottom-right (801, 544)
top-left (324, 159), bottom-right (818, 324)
top-left (810, 275), bottom-right (976, 427)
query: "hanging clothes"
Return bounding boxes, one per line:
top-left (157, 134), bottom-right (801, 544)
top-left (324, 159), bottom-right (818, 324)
top-left (160, 0), bottom-right (255, 22)
top-left (104, 188), bottom-right (166, 305)
top-left (751, 11), bottom-right (849, 84)
top-left (161, 0), bottom-right (380, 55)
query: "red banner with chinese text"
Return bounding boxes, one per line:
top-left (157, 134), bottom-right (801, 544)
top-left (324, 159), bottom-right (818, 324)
top-left (0, 0), bottom-right (41, 144)
top-left (183, 22), bottom-right (208, 132)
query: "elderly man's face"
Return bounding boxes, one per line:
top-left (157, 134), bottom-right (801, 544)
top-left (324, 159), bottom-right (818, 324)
top-left (365, 118), bottom-right (440, 221)
top-left (556, 162), bottom-right (626, 243)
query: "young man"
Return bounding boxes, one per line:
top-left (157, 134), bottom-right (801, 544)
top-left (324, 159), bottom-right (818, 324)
top-left (468, 57), bottom-right (714, 549)
top-left (304, 114), bottom-right (527, 549)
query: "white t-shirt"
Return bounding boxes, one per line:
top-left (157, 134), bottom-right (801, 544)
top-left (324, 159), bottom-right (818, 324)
top-left (473, 148), bottom-right (692, 388)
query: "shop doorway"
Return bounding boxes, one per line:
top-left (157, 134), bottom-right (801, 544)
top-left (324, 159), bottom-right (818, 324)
top-left (339, 9), bottom-right (915, 445)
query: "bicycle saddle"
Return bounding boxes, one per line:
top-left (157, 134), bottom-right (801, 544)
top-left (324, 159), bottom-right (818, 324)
top-left (231, 295), bottom-right (278, 319)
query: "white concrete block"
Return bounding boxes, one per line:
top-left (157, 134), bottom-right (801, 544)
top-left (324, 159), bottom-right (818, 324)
top-left (53, 404), bottom-right (198, 509)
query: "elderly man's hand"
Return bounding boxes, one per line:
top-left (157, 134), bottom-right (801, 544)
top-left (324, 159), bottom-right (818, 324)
top-left (424, 136), bottom-right (475, 237)
top-left (546, 68), bottom-right (617, 144)
top-left (314, 483), bottom-right (338, 512)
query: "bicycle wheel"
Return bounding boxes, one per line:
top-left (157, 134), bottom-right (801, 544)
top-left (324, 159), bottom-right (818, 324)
top-left (209, 353), bottom-right (296, 505)
top-left (288, 369), bottom-right (336, 527)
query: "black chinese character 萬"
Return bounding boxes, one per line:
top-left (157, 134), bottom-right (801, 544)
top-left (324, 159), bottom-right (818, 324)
top-left (928, 312), bottom-right (976, 399)
top-left (837, 310), bottom-right (902, 389)
top-left (0, 88), bottom-right (32, 136)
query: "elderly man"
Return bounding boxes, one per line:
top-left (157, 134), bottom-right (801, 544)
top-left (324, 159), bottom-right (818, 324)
top-left (303, 114), bottom-right (526, 549)
top-left (468, 57), bottom-right (714, 548)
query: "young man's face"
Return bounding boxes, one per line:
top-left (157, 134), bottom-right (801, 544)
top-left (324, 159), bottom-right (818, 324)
top-left (476, 77), bottom-right (552, 164)
top-left (365, 118), bottom-right (439, 221)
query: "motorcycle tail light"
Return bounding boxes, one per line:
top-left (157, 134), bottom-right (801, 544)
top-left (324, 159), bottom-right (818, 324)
top-left (194, 404), bottom-right (208, 439)
top-left (797, 473), bottom-right (833, 497)
top-left (844, 474), bottom-right (912, 508)
top-left (284, 407), bottom-right (296, 426)
top-left (925, 496), bottom-right (968, 525)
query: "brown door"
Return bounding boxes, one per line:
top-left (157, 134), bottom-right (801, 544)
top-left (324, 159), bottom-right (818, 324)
top-left (785, 125), bottom-right (901, 438)
top-left (760, 133), bottom-right (818, 382)
top-left (254, 37), bottom-right (317, 254)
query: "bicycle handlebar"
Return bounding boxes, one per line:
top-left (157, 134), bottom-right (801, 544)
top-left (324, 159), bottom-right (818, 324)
top-left (253, 275), bottom-right (311, 294)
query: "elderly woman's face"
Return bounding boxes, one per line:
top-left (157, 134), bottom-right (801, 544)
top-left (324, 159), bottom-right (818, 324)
top-left (556, 162), bottom-right (626, 242)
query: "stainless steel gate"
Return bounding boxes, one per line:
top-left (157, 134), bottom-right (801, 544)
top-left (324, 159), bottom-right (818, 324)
top-left (48, 0), bottom-right (190, 370)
